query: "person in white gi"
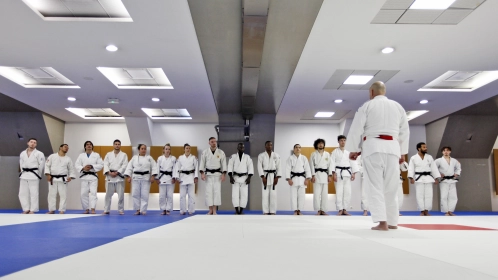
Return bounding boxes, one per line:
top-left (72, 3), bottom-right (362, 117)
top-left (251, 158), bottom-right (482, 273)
top-left (228, 143), bottom-right (253, 215)
top-left (356, 155), bottom-right (368, 216)
top-left (310, 138), bottom-right (332, 216)
top-left (257, 141), bottom-right (281, 215)
top-left (45, 144), bottom-right (76, 214)
top-left (331, 135), bottom-right (358, 216)
top-left (435, 146), bottom-right (461, 216)
top-left (199, 137), bottom-right (227, 215)
top-left (398, 161), bottom-right (408, 215)
top-left (75, 141), bottom-right (104, 214)
top-left (103, 139), bottom-right (128, 215)
top-left (285, 144), bottom-right (311, 215)
top-left (408, 142), bottom-right (441, 216)
top-left (175, 143), bottom-right (198, 215)
top-left (347, 81), bottom-right (409, 231)
top-left (155, 143), bottom-right (177, 215)
top-left (124, 144), bottom-right (158, 215)
top-left (19, 138), bottom-right (45, 214)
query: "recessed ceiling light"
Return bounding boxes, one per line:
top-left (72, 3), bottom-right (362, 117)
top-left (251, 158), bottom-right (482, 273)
top-left (343, 75), bottom-right (374, 85)
top-left (152, 98), bottom-right (160, 102)
top-left (381, 47), bottom-right (394, 54)
top-left (0, 66), bottom-right (79, 88)
top-left (406, 110), bottom-right (429, 121)
top-left (418, 71), bottom-right (498, 92)
top-left (67, 97), bottom-right (76, 101)
top-left (106, 45), bottom-right (118, 52)
top-left (409, 0), bottom-right (456, 10)
top-left (315, 112), bottom-right (335, 118)
top-left (142, 108), bottom-right (192, 120)
top-left (334, 99), bottom-right (343, 103)
top-left (419, 99), bottom-right (428, 104)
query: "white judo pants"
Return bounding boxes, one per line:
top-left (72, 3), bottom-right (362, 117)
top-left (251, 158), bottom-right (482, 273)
top-left (360, 178), bottom-right (368, 211)
top-left (80, 180), bottom-right (98, 210)
top-left (396, 182), bottom-right (404, 210)
top-left (335, 177), bottom-right (351, 210)
top-left (104, 181), bottom-right (125, 212)
top-left (290, 185), bottom-right (306, 211)
top-left (439, 182), bottom-right (457, 212)
top-left (232, 183), bottom-right (248, 208)
top-left (180, 184), bottom-right (196, 214)
top-left (159, 184), bottom-right (175, 211)
top-left (132, 180), bottom-right (150, 213)
top-left (415, 182), bottom-right (433, 211)
top-left (205, 176), bottom-right (221, 206)
top-left (262, 183), bottom-right (277, 214)
top-left (19, 179), bottom-right (39, 212)
top-left (362, 153), bottom-right (399, 226)
top-left (48, 181), bottom-right (67, 212)
top-left (313, 183), bottom-right (328, 212)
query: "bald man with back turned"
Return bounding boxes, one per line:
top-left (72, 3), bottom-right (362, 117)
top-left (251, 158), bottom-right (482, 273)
top-left (346, 81), bottom-right (409, 231)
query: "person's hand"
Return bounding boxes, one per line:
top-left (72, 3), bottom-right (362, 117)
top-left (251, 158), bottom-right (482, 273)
top-left (46, 175), bottom-right (51, 182)
top-left (229, 176), bottom-right (235, 184)
top-left (273, 177), bottom-right (279, 186)
top-left (311, 176), bottom-right (316, 183)
top-left (127, 177), bottom-right (131, 183)
top-left (149, 177), bottom-right (155, 183)
top-left (201, 173), bottom-right (206, 181)
top-left (194, 178), bottom-right (198, 184)
top-left (287, 179), bottom-right (293, 186)
top-left (84, 165), bottom-right (92, 171)
top-left (110, 171), bottom-right (117, 178)
top-left (328, 176), bottom-right (332, 183)
top-left (440, 173), bottom-right (445, 177)
top-left (434, 179), bottom-right (439, 185)
top-left (351, 174), bottom-right (355, 181)
top-left (333, 173), bottom-right (337, 182)
top-left (262, 177), bottom-right (267, 186)
top-left (171, 178), bottom-right (176, 184)
top-left (304, 179), bottom-right (309, 185)
top-left (245, 177), bottom-right (251, 185)
top-left (221, 174), bottom-right (226, 182)
top-left (454, 174), bottom-right (459, 178)
top-left (399, 155), bottom-right (406, 164)
top-left (67, 177), bottom-right (72, 182)
top-left (349, 152), bottom-right (361, 160)
top-left (409, 178), bottom-right (415, 184)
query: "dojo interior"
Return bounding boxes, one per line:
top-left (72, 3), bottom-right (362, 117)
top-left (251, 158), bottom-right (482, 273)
top-left (1, 0), bottom-right (498, 279)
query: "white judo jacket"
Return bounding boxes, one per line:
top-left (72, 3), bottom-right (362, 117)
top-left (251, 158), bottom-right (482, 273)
top-left (330, 148), bottom-right (359, 179)
top-left (408, 154), bottom-right (440, 183)
top-left (45, 153), bottom-right (76, 183)
top-left (103, 151), bottom-right (128, 183)
top-left (156, 155), bottom-right (177, 184)
top-left (124, 155), bottom-right (158, 181)
top-left (285, 154), bottom-right (311, 187)
top-left (19, 149), bottom-right (45, 180)
top-left (257, 151), bottom-right (282, 187)
top-left (75, 152), bottom-right (104, 181)
top-left (435, 157), bottom-right (461, 184)
top-left (310, 151), bottom-right (331, 184)
top-left (227, 153), bottom-right (254, 183)
top-left (175, 154), bottom-right (198, 185)
top-left (199, 148), bottom-right (227, 177)
top-left (400, 161), bottom-right (408, 183)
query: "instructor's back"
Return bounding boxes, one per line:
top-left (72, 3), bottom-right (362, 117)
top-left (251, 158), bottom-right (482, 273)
top-left (346, 81), bottom-right (409, 231)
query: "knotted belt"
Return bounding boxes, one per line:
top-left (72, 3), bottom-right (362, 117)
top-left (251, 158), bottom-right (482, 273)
top-left (205, 168), bottom-right (221, 174)
top-left (233, 172), bottom-right (248, 177)
top-left (335, 166), bottom-right (351, 180)
top-left (264, 169), bottom-right (277, 190)
top-left (49, 174), bottom-right (67, 185)
top-left (363, 135), bottom-right (394, 141)
top-left (158, 170), bottom-right (173, 179)
top-left (314, 168), bottom-right (328, 173)
top-left (80, 171), bottom-right (98, 179)
top-left (400, 174), bottom-right (405, 181)
top-left (180, 170), bottom-right (195, 175)
top-left (291, 172), bottom-right (306, 179)
top-left (415, 171), bottom-right (433, 181)
top-left (133, 171), bottom-right (150, 175)
top-left (19, 168), bottom-right (41, 180)
top-left (109, 169), bottom-right (124, 178)
top-left (441, 175), bottom-right (459, 182)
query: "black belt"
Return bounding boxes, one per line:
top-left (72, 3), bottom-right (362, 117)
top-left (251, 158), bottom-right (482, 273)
top-left (50, 174), bottom-right (67, 185)
top-left (20, 168), bottom-right (41, 180)
top-left (205, 168), bottom-right (221, 174)
top-left (109, 170), bottom-right (124, 178)
top-left (133, 171), bottom-right (150, 175)
top-left (233, 172), bottom-right (248, 177)
top-left (264, 170), bottom-right (277, 190)
top-left (80, 171), bottom-right (98, 179)
top-left (441, 175), bottom-right (459, 182)
top-left (291, 172), bottom-right (305, 179)
top-left (158, 170), bottom-right (173, 179)
top-left (415, 172), bottom-right (433, 181)
top-left (180, 170), bottom-right (195, 175)
top-left (335, 166), bottom-right (351, 180)
top-left (315, 168), bottom-right (328, 173)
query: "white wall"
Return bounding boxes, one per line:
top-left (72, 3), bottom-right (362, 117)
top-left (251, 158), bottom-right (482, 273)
top-left (273, 123), bottom-right (426, 212)
top-left (63, 122), bottom-right (217, 211)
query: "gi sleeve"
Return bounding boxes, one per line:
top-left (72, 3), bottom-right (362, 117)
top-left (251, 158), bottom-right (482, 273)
top-left (92, 153), bottom-right (104, 172)
top-left (124, 157), bottom-right (134, 177)
top-left (220, 151), bottom-right (227, 173)
top-left (345, 105), bottom-right (367, 153)
top-left (194, 156), bottom-right (199, 178)
top-left (149, 156), bottom-right (158, 176)
top-left (408, 157), bottom-right (415, 179)
top-left (227, 155), bottom-right (234, 175)
top-left (67, 158), bottom-right (76, 179)
top-left (455, 160), bottom-right (462, 176)
top-left (257, 154), bottom-right (264, 178)
top-left (38, 152), bottom-right (46, 175)
top-left (247, 157), bottom-right (254, 176)
top-left (45, 155), bottom-right (52, 175)
top-left (75, 154), bottom-right (84, 172)
top-left (285, 157), bottom-right (292, 180)
top-left (119, 153), bottom-right (128, 175)
top-left (304, 157), bottom-right (311, 179)
top-left (276, 154), bottom-right (282, 178)
top-left (198, 151), bottom-right (206, 172)
top-left (103, 153), bottom-right (111, 174)
top-left (398, 108), bottom-right (410, 156)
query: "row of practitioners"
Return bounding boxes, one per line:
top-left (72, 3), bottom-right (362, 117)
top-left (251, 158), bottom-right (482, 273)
top-left (18, 137), bottom-right (460, 216)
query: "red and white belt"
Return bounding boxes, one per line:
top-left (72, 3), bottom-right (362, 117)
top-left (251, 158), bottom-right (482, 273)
top-left (363, 135), bottom-right (393, 141)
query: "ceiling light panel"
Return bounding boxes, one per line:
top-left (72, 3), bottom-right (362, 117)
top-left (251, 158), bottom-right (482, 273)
top-left (22, 0), bottom-right (132, 22)
top-left (97, 67), bottom-right (173, 89)
top-left (324, 70), bottom-right (399, 90)
top-left (315, 112), bottom-right (335, 118)
top-left (66, 108), bottom-right (123, 119)
top-left (409, 0), bottom-right (456, 10)
top-left (406, 110), bottom-right (429, 121)
top-left (142, 108), bottom-right (192, 120)
top-left (343, 75), bottom-right (374, 85)
top-left (419, 71), bottom-right (498, 92)
top-left (0, 66), bottom-right (79, 88)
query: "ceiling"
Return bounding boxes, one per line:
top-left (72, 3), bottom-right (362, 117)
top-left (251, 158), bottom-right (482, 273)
top-left (1, 0), bottom-right (497, 125)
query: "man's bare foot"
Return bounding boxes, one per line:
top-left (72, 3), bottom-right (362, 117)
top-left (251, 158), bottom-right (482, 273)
top-left (321, 211), bottom-right (329, 216)
top-left (59, 211), bottom-right (65, 214)
top-left (212, 212), bottom-right (217, 215)
top-left (180, 212), bottom-right (186, 215)
top-left (315, 211), bottom-right (321, 216)
top-left (46, 211), bottom-right (55, 214)
top-left (142, 212), bottom-right (146, 216)
top-left (445, 213), bottom-right (450, 216)
top-left (420, 211), bottom-right (425, 216)
top-left (399, 213), bottom-right (403, 216)
top-left (371, 222), bottom-right (389, 231)
top-left (337, 210), bottom-right (343, 216)
top-left (342, 210), bottom-right (352, 216)
top-left (161, 210), bottom-right (167, 215)
top-left (134, 211), bottom-right (140, 215)
top-left (28, 211), bottom-right (35, 214)
top-left (188, 212), bottom-right (194, 215)
top-left (449, 212), bottom-right (456, 216)
top-left (103, 212), bottom-right (110, 215)
top-left (119, 211), bottom-right (124, 215)
top-left (293, 211), bottom-right (298, 215)
top-left (83, 209), bottom-right (90, 214)
top-left (363, 210), bottom-right (368, 216)
top-left (297, 210), bottom-right (302, 216)
top-left (425, 210), bottom-right (431, 216)
top-left (91, 209), bottom-right (96, 214)
top-left (166, 211), bottom-right (170, 215)
top-left (388, 225), bottom-right (398, 229)
top-left (207, 211), bottom-right (213, 215)
top-left (21, 211), bottom-right (29, 214)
